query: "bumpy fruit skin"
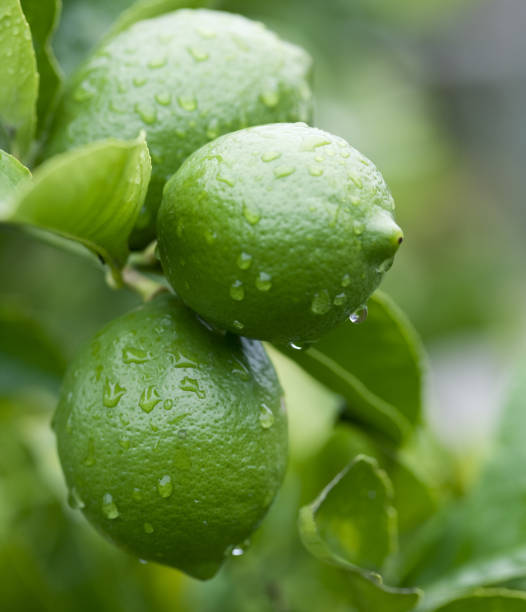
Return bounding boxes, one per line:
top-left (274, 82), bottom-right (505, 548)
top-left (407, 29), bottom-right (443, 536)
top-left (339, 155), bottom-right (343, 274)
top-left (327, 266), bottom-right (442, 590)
top-left (42, 9), bottom-right (313, 248)
top-left (53, 294), bottom-right (287, 580)
top-left (157, 123), bottom-right (403, 346)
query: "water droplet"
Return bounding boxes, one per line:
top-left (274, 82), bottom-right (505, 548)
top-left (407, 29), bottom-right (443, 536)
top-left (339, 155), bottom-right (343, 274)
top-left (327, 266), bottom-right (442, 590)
top-left (177, 95), bottom-right (197, 112)
top-left (311, 290), bottom-right (331, 315)
top-left (289, 342), bottom-right (304, 351)
top-left (180, 377), bottom-right (205, 399)
top-left (196, 26), bottom-right (216, 39)
top-left (350, 305), bottom-right (368, 324)
top-left (103, 379), bottom-right (126, 407)
top-left (155, 91), bottom-right (172, 105)
top-left (133, 76), bottom-right (146, 87)
top-left (163, 399), bottom-right (173, 410)
top-left (139, 559), bottom-right (148, 565)
top-left (350, 175), bottom-right (363, 189)
top-left (206, 118), bottom-right (220, 140)
top-left (376, 258), bottom-right (394, 274)
top-left (102, 493), bottom-right (119, 519)
top-left (259, 404), bottom-right (274, 429)
top-left (148, 55), bottom-right (167, 68)
top-left (308, 166), bottom-right (323, 177)
top-left (135, 102), bottom-right (157, 125)
top-left (73, 83), bottom-right (94, 102)
top-left (341, 150), bottom-right (350, 158)
top-left (341, 274), bottom-right (351, 287)
top-left (301, 136), bottom-right (331, 152)
top-left (217, 172), bottom-right (234, 187)
top-left (274, 166), bottom-right (296, 179)
top-left (261, 151), bottom-right (281, 162)
top-left (144, 522), bottom-right (154, 534)
top-left (242, 203), bottom-right (260, 225)
top-left (230, 280), bottom-right (245, 301)
top-left (237, 252), bottom-right (252, 270)
top-left (84, 438), bottom-right (95, 466)
top-left (67, 487), bottom-right (85, 510)
top-left (157, 475), bottom-right (173, 498)
top-left (353, 221), bottom-right (364, 235)
top-left (333, 293), bottom-right (346, 306)
top-left (231, 546), bottom-right (244, 556)
top-left (255, 272), bottom-right (272, 292)
top-left (231, 357), bottom-right (250, 380)
top-left (187, 46), bottom-right (209, 61)
top-left (122, 347), bottom-right (150, 364)
top-left (139, 386), bottom-right (161, 413)
top-left (119, 437), bottom-right (130, 450)
top-left (132, 488), bottom-right (142, 501)
top-left (232, 320), bottom-right (244, 331)
top-left (260, 89), bottom-right (279, 107)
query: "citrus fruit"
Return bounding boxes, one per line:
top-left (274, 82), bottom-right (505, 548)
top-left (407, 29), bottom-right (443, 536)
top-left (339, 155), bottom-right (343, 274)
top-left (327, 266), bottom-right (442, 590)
top-left (157, 123), bottom-right (403, 346)
top-left (43, 9), bottom-right (313, 248)
top-left (52, 293), bottom-right (287, 580)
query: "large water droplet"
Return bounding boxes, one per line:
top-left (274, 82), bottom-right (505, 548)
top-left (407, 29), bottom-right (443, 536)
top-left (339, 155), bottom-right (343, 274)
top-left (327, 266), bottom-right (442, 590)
top-left (255, 272), bottom-right (272, 292)
top-left (259, 404), bottom-right (274, 429)
top-left (135, 102), bottom-right (157, 125)
top-left (187, 46), bottom-right (209, 61)
top-left (261, 151), bottom-right (281, 162)
top-left (139, 386), bottom-right (161, 413)
top-left (311, 290), bottom-right (331, 315)
top-left (177, 95), bottom-right (197, 112)
top-left (155, 91), bottom-right (172, 106)
top-left (274, 166), bottom-right (296, 179)
top-left (231, 546), bottom-right (244, 556)
top-left (236, 252), bottom-right (252, 270)
top-left (122, 347), bottom-right (150, 364)
top-left (102, 493), bottom-right (119, 519)
top-left (242, 203), bottom-right (260, 225)
top-left (349, 305), bottom-right (368, 324)
top-left (157, 475), bottom-right (173, 498)
top-left (180, 376), bottom-right (205, 399)
top-left (230, 280), bottom-right (245, 301)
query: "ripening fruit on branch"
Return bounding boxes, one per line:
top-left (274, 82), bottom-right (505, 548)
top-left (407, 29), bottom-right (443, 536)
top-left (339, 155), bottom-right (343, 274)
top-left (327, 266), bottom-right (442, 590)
top-left (42, 9), bottom-right (313, 248)
top-left (53, 294), bottom-right (287, 580)
top-left (157, 123), bottom-right (403, 347)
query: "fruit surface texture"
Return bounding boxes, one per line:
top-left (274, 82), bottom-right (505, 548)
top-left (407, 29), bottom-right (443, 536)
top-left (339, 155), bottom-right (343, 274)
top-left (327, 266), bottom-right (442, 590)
top-left (158, 123), bottom-right (403, 346)
top-left (43, 9), bottom-right (313, 247)
top-left (53, 294), bottom-right (287, 579)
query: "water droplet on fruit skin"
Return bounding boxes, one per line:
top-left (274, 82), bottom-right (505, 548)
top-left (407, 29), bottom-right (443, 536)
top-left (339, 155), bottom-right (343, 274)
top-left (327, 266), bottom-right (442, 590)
top-left (261, 151), bottom-right (281, 162)
top-left (311, 290), bottom-right (331, 315)
top-left (133, 76), bottom-right (146, 87)
top-left (333, 293), bottom-right (346, 306)
top-left (274, 166), bottom-right (296, 179)
top-left (217, 172), bottom-right (235, 187)
top-left (119, 437), bottom-right (130, 450)
top-left (196, 26), bottom-right (216, 39)
top-left (177, 95), bottom-right (197, 112)
top-left (102, 493), bottom-right (119, 519)
top-left (155, 91), bottom-right (172, 106)
top-left (135, 102), bottom-right (157, 125)
top-left (341, 273), bottom-right (351, 287)
top-left (84, 438), bottom-right (95, 466)
top-left (231, 546), bottom-right (244, 556)
top-left (163, 399), bottom-right (173, 410)
top-left (259, 404), bottom-right (275, 429)
top-left (232, 320), bottom-right (244, 331)
top-left (148, 55), bottom-right (167, 68)
top-left (289, 342), bottom-right (304, 351)
top-left (144, 522), bottom-right (154, 534)
top-left (255, 272), bottom-right (272, 292)
top-left (237, 252), bottom-right (252, 270)
top-left (68, 487), bottom-right (85, 510)
top-left (349, 305), bottom-right (368, 324)
top-left (243, 204), bottom-right (260, 225)
top-left (157, 475), bottom-right (173, 498)
top-left (230, 280), bottom-right (245, 301)
top-left (187, 46), bottom-right (209, 61)
top-left (180, 376), bottom-right (205, 399)
top-left (308, 166), bottom-right (323, 177)
top-left (260, 88), bottom-right (280, 108)
top-left (122, 347), bottom-right (150, 364)
top-left (139, 386), bottom-right (161, 413)
top-left (353, 221), bottom-right (364, 235)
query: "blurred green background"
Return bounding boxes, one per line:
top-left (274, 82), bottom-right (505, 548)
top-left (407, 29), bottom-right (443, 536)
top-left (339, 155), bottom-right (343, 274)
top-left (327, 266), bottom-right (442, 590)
top-left (2, 0), bottom-right (526, 609)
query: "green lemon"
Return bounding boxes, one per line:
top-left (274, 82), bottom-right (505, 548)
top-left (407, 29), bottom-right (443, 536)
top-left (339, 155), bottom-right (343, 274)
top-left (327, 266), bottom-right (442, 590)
top-left (52, 293), bottom-right (287, 580)
top-left (157, 123), bottom-right (404, 346)
top-left (43, 9), bottom-right (313, 248)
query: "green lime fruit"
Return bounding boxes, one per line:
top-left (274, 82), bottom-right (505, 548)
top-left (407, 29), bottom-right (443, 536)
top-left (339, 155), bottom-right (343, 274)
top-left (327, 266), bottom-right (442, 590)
top-left (53, 293), bottom-right (287, 580)
top-left (43, 9), bottom-right (313, 248)
top-left (157, 123), bottom-right (404, 347)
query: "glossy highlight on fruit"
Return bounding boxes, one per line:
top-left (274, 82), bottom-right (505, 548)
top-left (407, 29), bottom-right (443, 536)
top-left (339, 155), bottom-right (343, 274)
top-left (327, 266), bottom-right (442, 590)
top-left (157, 123), bottom-right (403, 346)
top-left (43, 9), bottom-right (313, 247)
top-left (53, 293), bottom-right (287, 580)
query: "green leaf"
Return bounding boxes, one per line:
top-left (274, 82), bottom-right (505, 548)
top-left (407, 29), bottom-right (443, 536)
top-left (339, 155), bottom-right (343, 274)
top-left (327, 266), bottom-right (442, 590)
top-left (0, 149), bottom-right (31, 213)
top-left (102, 0), bottom-right (219, 43)
top-left (432, 589), bottom-right (526, 612)
top-left (0, 299), bottom-right (65, 395)
top-left (280, 291), bottom-right (425, 444)
top-left (299, 455), bottom-right (422, 611)
top-left (20, 0), bottom-right (63, 138)
top-left (0, 0), bottom-right (39, 160)
top-left (2, 135), bottom-right (151, 274)
top-left (403, 358), bottom-right (526, 609)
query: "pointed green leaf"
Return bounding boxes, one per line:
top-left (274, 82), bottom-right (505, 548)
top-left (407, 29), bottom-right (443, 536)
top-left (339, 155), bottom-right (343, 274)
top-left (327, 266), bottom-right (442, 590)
top-left (432, 589), bottom-right (526, 612)
top-left (2, 135), bottom-right (151, 273)
top-left (0, 149), bottom-right (31, 212)
top-left (280, 291), bottom-right (425, 443)
top-left (299, 455), bottom-right (422, 611)
top-left (0, 0), bottom-right (39, 159)
top-left (102, 0), bottom-right (218, 43)
top-left (20, 0), bottom-right (63, 138)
